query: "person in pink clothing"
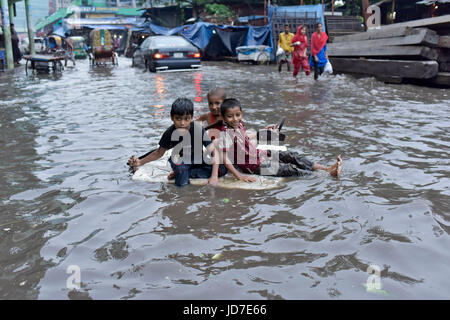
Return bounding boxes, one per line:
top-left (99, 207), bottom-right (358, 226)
top-left (291, 25), bottom-right (310, 78)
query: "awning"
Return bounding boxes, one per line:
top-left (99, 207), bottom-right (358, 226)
top-left (416, 0), bottom-right (450, 5)
top-left (237, 16), bottom-right (267, 23)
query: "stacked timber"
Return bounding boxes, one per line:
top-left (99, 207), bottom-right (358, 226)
top-left (327, 15), bottom-right (450, 87)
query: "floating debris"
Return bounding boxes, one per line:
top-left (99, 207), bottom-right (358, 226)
top-left (212, 253), bottom-right (223, 260)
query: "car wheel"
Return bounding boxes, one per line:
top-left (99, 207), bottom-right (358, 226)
top-left (149, 62), bottom-right (156, 73)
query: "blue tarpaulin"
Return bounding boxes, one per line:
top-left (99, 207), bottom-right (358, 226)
top-left (149, 22), bottom-right (274, 59)
top-left (54, 18), bottom-right (275, 60)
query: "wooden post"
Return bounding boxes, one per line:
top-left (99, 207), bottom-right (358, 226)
top-left (1, 0), bottom-right (14, 69)
top-left (264, 0), bottom-right (268, 25)
top-left (332, 0), bottom-right (335, 15)
top-left (25, 0), bottom-right (35, 54)
top-left (392, 0), bottom-right (396, 23)
top-left (362, 0), bottom-right (369, 30)
top-left (301, 0), bottom-right (304, 5)
top-left (8, 0), bottom-right (14, 24)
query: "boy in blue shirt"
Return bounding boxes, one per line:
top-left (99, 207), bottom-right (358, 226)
top-left (128, 98), bottom-right (227, 187)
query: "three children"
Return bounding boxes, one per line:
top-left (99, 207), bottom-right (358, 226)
top-left (128, 90), bottom-right (342, 187)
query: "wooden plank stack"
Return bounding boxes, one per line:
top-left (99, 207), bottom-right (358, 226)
top-left (327, 15), bottom-right (450, 87)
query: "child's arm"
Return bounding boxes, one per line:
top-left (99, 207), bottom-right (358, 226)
top-left (222, 150), bottom-right (256, 183)
top-left (196, 113), bottom-right (209, 122)
top-left (207, 142), bottom-right (220, 186)
top-left (128, 146), bottom-right (166, 171)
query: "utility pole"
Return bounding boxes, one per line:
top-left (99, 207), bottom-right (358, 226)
top-left (1, 0), bottom-right (14, 69)
top-left (25, 0), bottom-right (35, 54)
top-left (8, 0), bottom-right (14, 25)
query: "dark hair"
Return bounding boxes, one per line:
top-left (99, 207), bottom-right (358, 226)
top-left (207, 87), bottom-right (226, 100)
top-left (284, 24), bottom-right (289, 28)
top-left (316, 22), bottom-right (323, 28)
top-left (220, 98), bottom-right (242, 116)
top-left (171, 98), bottom-right (194, 117)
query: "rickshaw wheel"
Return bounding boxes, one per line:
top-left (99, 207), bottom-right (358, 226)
top-left (256, 52), bottom-right (270, 66)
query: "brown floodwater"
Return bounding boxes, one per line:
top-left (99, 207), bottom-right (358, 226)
top-left (0, 58), bottom-right (449, 299)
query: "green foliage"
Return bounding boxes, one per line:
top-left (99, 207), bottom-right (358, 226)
top-left (204, 4), bottom-right (232, 18)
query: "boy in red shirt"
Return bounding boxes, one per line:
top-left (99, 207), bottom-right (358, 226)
top-left (210, 99), bottom-right (342, 182)
top-left (196, 87), bottom-right (227, 126)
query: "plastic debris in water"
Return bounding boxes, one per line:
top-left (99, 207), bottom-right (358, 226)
top-left (212, 253), bottom-right (223, 260)
top-left (223, 198), bottom-right (230, 204)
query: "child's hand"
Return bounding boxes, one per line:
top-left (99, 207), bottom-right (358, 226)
top-left (239, 175), bottom-right (257, 183)
top-left (127, 156), bottom-right (140, 171)
top-left (264, 124), bottom-right (279, 131)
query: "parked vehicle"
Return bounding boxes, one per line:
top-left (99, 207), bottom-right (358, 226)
top-left (132, 35), bottom-right (201, 72)
top-left (236, 45), bottom-right (272, 65)
top-left (34, 38), bottom-right (45, 53)
top-left (69, 36), bottom-right (87, 59)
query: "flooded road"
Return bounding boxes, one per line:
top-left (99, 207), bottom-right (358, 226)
top-left (1, 58), bottom-right (449, 299)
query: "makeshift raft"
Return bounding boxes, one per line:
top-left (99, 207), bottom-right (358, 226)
top-left (132, 146), bottom-right (287, 190)
top-left (328, 15), bottom-right (450, 87)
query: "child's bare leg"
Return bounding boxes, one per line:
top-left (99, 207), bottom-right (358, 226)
top-left (313, 155), bottom-right (342, 177)
top-left (167, 171), bottom-right (175, 180)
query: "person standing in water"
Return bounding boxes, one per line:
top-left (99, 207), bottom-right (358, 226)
top-left (291, 25), bottom-right (310, 79)
top-left (309, 23), bottom-right (329, 80)
top-left (277, 25), bottom-right (294, 73)
top-left (10, 24), bottom-right (22, 66)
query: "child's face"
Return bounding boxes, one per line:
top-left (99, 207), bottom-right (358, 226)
top-left (301, 28), bottom-right (307, 35)
top-left (171, 113), bottom-right (193, 131)
top-left (208, 95), bottom-right (224, 118)
top-left (223, 106), bottom-right (243, 129)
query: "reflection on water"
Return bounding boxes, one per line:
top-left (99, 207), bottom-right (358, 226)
top-left (194, 72), bottom-right (203, 103)
top-left (0, 60), bottom-right (449, 299)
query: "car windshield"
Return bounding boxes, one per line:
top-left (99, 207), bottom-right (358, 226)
top-left (152, 37), bottom-right (190, 48)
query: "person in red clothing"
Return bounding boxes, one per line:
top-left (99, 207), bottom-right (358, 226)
top-left (196, 87), bottom-right (227, 126)
top-left (291, 25), bottom-right (310, 78)
top-left (309, 22), bottom-right (329, 80)
top-left (209, 99), bottom-right (342, 183)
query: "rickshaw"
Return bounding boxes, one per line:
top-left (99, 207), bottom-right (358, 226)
top-left (45, 35), bottom-right (64, 54)
top-left (69, 36), bottom-right (87, 59)
top-left (89, 28), bottom-right (118, 67)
